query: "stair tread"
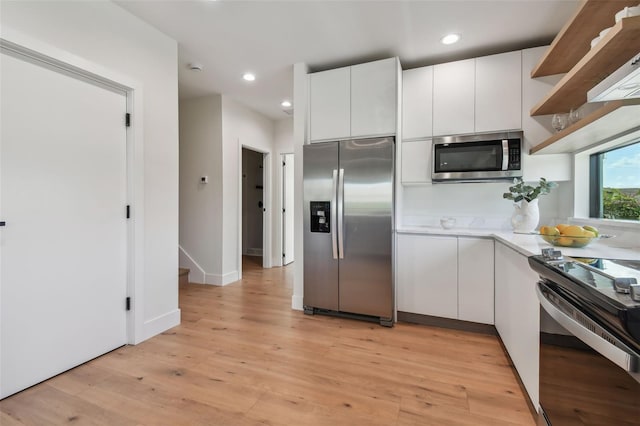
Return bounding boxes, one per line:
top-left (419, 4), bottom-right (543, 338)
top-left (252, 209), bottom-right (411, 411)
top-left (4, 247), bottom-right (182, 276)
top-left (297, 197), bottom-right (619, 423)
top-left (178, 268), bottom-right (190, 277)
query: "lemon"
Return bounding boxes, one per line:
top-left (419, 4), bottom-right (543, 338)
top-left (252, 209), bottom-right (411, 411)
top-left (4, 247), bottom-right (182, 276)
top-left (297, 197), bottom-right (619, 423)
top-left (539, 225), bottom-right (560, 236)
top-left (563, 225), bottom-right (587, 238)
top-left (583, 225), bottom-right (599, 237)
top-left (556, 237), bottom-right (574, 247)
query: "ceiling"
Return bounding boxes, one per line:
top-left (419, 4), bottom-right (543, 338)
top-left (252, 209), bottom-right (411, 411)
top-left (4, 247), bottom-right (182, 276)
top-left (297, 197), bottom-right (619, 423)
top-left (117, 0), bottom-right (580, 121)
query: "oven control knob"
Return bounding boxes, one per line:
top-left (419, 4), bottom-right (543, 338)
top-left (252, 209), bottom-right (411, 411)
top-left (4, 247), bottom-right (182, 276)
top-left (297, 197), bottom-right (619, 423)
top-left (613, 277), bottom-right (637, 294)
top-left (541, 248), bottom-right (563, 260)
top-left (630, 284), bottom-right (640, 302)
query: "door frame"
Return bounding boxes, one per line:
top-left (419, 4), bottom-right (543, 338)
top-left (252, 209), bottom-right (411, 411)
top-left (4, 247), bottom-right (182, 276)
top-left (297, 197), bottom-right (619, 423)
top-left (1, 29), bottom-right (145, 344)
top-left (238, 144), bottom-right (271, 279)
top-left (281, 152), bottom-right (294, 266)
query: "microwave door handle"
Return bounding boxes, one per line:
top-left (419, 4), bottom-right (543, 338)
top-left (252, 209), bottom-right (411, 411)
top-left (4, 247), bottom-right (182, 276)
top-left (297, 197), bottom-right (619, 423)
top-left (501, 140), bottom-right (509, 171)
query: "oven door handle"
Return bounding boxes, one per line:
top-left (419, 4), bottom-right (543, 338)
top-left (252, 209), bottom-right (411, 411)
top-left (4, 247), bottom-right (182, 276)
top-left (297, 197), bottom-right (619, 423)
top-left (536, 282), bottom-right (640, 378)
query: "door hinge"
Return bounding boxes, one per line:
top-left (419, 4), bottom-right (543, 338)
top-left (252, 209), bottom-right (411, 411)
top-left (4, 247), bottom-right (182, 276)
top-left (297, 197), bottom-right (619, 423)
top-left (282, 208), bottom-right (286, 213)
top-left (126, 297), bottom-right (131, 311)
top-left (125, 113), bottom-right (131, 127)
top-left (282, 161), bottom-right (286, 166)
top-left (126, 205), bottom-right (130, 219)
top-left (282, 253), bottom-right (285, 257)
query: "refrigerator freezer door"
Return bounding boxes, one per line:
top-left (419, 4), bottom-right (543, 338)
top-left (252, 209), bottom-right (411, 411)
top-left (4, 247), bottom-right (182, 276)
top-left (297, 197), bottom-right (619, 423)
top-left (303, 142), bottom-right (339, 311)
top-left (339, 138), bottom-right (394, 319)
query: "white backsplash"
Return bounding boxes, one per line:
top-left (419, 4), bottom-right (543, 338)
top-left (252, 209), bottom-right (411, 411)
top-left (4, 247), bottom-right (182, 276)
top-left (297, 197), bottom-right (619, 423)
top-left (400, 181), bottom-right (573, 231)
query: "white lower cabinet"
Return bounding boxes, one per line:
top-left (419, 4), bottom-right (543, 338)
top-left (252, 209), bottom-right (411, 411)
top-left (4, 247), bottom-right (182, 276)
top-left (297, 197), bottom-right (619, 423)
top-left (397, 234), bottom-right (495, 324)
top-left (458, 238), bottom-right (494, 324)
top-left (494, 241), bottom-right (540, 409)
top-left (397, 234), bottom-right (458, 319)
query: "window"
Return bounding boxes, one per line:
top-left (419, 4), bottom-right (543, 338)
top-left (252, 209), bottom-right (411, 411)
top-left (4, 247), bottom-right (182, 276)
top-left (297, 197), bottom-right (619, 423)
top-left (589, 142), bottom-right (640, 221)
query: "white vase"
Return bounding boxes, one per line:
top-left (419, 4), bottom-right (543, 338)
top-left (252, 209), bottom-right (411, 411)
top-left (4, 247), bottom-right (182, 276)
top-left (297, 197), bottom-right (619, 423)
top-left (511, 198), bottom-right (540, 233)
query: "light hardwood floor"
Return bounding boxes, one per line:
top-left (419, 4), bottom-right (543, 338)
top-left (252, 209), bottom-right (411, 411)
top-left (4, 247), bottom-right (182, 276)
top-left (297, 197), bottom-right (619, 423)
top-left (1, 256), bottom-right (535, 425)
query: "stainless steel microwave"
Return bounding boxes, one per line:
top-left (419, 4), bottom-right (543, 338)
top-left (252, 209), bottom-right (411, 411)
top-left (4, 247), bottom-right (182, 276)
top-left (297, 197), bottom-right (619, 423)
top-left (432, 131), bottom-right (523, 182)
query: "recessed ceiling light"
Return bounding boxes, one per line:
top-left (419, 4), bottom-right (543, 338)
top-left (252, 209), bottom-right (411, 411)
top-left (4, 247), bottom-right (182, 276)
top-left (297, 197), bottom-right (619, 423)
top-left (188, 62), bottom-right (203, 71)
top-left (242, 72), bottom-right (256, 82)
top-left (281, 100), bottom-right (292, 108)
top-left (441, 33), bottom-right (460, 45)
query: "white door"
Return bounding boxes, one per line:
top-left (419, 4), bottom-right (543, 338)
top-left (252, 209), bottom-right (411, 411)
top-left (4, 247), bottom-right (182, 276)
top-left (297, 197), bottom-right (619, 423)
top-left (282, 154), bottom-right (294, 265)
top-left (0, 51), bottom-right (128, 398)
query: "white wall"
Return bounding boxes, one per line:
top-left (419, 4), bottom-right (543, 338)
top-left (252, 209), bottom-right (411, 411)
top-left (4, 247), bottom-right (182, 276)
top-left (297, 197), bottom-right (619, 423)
top-left (292, 63), bottom-right (309, 310)
top-left (221, 96), bottom-right (276, 278)
top-left (2, 1), bottom-right (179, 340)
top-left (179, 96), bottom-right (223, 283)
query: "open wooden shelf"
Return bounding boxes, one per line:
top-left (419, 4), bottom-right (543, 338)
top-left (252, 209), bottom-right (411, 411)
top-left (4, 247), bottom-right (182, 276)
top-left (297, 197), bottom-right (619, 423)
top-left (530, 99), bottom-right (640, 154)
top-left (530, 15), bottom-right (640, 116)
top-left (531, 0), bottom-right (638, 78)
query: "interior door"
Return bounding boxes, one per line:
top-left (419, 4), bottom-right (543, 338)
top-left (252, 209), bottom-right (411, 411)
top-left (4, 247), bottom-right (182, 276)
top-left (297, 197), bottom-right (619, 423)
top-left (282, 153), bottom-right (294, 265)
top-left (0, 50), bottom-right (128, 398)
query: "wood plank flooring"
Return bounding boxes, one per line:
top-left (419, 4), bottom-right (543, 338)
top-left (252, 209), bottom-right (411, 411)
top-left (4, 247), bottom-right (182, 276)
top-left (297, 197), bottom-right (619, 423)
top-left (1, 256), bottom-right (535, 425)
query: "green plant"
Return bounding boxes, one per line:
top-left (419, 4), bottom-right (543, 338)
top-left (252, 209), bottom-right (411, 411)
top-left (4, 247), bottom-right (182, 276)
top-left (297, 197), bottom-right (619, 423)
top-left (503, 177), bottom-right (557, 203)
top-left (603, 188), bottom-right (640, 220)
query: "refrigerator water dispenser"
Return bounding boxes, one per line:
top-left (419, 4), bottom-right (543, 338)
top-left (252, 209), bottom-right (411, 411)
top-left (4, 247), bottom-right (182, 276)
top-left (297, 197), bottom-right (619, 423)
top-left (309, 201), bottom-right (330, 233)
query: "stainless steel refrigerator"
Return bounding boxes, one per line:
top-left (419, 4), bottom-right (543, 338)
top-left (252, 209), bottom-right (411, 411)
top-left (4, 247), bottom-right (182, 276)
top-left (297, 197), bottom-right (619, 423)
top-left (303, 137), bottom-right (394, 326)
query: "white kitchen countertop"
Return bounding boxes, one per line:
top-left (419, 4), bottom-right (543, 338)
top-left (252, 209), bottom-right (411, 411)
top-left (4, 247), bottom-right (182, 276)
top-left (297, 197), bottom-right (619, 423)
top-left (397, 226), bottom-right (640, 261)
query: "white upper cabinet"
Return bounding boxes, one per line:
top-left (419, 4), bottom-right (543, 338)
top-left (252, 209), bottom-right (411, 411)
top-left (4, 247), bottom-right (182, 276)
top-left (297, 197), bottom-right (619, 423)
top-left (309, 67), bottom-right (351, 142)
top-left (351, 58), bottom-right (398, 138)
top-left (401, 139), bottom-right (432, 184)
top-left (430, 52), bottom-right (523, 136)
top-left (433, 59), bottom-right (475, 136)
top-left (402, 67), bottom-right (433, 140)
top-left (475, 51), bottom-right (522, 133)
top-left (309, 58), bottom-right (398, 142)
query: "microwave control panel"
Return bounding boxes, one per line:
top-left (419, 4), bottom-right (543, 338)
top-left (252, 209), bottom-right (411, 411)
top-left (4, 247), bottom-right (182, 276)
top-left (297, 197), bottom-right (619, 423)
top-left (507, 139), bottom-right (521, 170)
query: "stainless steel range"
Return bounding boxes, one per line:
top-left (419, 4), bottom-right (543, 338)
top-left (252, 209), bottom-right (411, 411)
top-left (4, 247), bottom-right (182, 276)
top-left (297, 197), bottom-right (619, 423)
top-left (529, 249), bottom-right (640, 426)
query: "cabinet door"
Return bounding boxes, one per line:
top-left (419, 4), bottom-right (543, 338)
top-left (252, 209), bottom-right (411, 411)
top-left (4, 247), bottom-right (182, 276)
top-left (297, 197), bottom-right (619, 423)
top-left (494, 242), bottom-right (540, 409)
top-left (397, 234), bottom-right (458, 319)
top-left (309, 67), bottom-right (350, 142)
top-left (401, 139), bottom-right (431, 184)
top-left (458, 238), bottom-right (494, 324)
top-left (433, 59), bottom-right (475, 136)
top-left (402, 67), bottom-right (433, 140)
top-left (351, 58), bottom-right (397, 138)
top-left (475, 51), bottom-right (522, 133)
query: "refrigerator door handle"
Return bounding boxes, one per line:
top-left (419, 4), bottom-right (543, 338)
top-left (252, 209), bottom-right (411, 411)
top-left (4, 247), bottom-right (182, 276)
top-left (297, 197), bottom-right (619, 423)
top-left (331, 169), bottom-right (338, 259)
top-left (337, 168), bottom-right (345, 259)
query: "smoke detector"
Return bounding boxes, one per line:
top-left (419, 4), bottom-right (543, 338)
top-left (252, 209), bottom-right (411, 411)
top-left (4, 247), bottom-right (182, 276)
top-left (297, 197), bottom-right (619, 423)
top-left (188, 63), bottom-right (203, 72)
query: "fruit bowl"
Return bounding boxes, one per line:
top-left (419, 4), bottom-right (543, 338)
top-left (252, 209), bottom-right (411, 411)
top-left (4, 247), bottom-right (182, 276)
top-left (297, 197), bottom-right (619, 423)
top-left (540, 234), bottom-right (596, 248)
top-left (538, 224), bottom-right (601, 248)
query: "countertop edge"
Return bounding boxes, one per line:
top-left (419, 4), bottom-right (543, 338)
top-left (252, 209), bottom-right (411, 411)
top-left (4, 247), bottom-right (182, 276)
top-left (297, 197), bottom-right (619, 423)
top-left (396, 227), bottom-right (640, 260)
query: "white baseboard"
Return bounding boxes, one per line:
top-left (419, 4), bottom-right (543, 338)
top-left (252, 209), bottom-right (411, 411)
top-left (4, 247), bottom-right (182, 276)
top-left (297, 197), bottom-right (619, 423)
top-left (204, 270), bottom-right (239, 286)
top-left (142, 308), bottom-right (181, 342)
top-left (178, 245), bottom-right (206, 284)
top-left (291, 294), bottom-right (303, 311)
